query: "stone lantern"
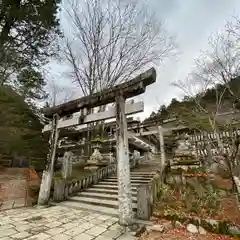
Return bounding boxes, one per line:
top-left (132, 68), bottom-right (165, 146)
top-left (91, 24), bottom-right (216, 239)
top-left (91, 135), bottom-right (103, 161)
top-left (85, 135), bottom-right (104, 170)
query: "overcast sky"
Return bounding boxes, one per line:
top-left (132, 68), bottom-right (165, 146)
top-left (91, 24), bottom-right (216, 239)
top-left (48, 0), bottom-right (240, 119)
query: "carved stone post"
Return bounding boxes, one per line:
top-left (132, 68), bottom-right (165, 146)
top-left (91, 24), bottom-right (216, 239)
top-left (158, 126), bottom-right (166, 168)
top-left (116, 94), bottom-right (133, 226)
top-left (38, 114), bottom-right (59, 205)
top-left (62, 151), bottom-right (73, 179)
top-left (144, 152), bottom-right (149, 162)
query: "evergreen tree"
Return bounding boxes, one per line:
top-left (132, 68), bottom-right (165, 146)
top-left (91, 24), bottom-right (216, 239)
top-left (0, 85), bottom-right (48, 169)
top-left (0, 0), bottom-right (61, 100)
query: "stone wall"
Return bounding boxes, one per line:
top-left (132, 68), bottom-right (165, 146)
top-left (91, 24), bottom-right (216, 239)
top-left (0, 168), bottom-right (40, 210)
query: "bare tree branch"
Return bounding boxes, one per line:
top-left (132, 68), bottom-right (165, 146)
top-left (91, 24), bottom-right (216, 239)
top-left (46, 79), bottom-right (75, 107)
top-left (174, 18), bottom-right (240, 197)
top-left (61, 0), bottom-right (176, 96)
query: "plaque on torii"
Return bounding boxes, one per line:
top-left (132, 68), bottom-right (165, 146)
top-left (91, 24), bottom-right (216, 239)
top-left (38, 68), bottom-right (156, 226)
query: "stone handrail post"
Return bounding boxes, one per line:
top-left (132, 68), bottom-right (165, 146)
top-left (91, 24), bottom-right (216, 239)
top-left (136, 171), bottom-right (162, 220)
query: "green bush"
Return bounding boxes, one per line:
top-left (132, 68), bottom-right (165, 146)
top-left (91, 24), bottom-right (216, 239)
top-left (181, 179), bottom-right (221, 215)
top-left (159, 184), bottom-right (176, 204)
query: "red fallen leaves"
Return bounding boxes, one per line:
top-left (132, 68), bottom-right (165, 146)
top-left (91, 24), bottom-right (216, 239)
top-left (213, 176), bottom-right (232, 190)
top-left (28, 168), bottom-right (40, 180)
top-left (146, 175), bottom-right (240, 240)
top-left (140, 228), bottom-right (236, 240)
top-left (141, 218), bottom-right (237, 240)
top-left (168, 227), bottom-right (187, 234)
top-left (168, 228), bottom-right (235, 239)
top-left (175, 189), bottom-right (181, 201)
top-left (217, 197), bottom-right (240, 225)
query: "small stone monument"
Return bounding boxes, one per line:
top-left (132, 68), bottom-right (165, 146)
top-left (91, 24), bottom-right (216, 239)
top-left (132, 150), bottom-right (140, 167)
top-left (133, 150), bottom-right (140, 158)
top-left (173, 134), bottom-right (198, 168)
top-left (61, 151), bottom-right (73, 179)
top-left (175, 134), bottom-right (192, 156)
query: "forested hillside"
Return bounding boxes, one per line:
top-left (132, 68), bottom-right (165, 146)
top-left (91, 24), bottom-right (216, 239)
top-left (0, 86), bottom-right (48, 169)
top-left (144, 76), bottom-right (240, 128)
top-left (0, 0), bottom-right (61, 170)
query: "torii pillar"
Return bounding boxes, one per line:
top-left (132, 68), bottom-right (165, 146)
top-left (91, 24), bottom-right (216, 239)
top-left (38, 114), bottom-right (59, 205)
top-left (116, 94), bottom-right (133, 226)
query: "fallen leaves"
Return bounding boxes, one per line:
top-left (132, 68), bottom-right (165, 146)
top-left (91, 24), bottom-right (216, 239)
top-left (139, 228), bottom-right (235, 240)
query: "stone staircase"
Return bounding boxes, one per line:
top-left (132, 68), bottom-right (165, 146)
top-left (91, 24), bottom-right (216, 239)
top-left (57, 169), bottom-right (157, 217)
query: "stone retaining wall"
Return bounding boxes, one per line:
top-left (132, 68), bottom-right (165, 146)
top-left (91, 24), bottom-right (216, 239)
top-left (0, 168), bottom-right (40, 211)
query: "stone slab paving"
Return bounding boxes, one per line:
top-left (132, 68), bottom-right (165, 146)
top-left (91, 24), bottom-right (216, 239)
top-left (0, 206), bottom-right (137, 240)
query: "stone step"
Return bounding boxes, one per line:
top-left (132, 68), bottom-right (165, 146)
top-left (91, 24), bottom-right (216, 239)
top-left (98, 181), bottom-right (148, 186)
top-left (129, 174), bottom-right (157, 177)
top-left (95, 182), bottom-right (141, 188)
top-left (56, 201), bottom-right (119, 217)
top-left (103, 179), bottom-right (150, 184)
top-left (118, 174), bottom-right (155, 178)
top-left (77, 192), bottom-right (137, 201)
top-left (130, 172), bottom-right (156, 175)
top-left (84, 188), bottom-right (138, 195)
top-left (111, 174), bottom-right (155, 179)
top-left (109, 175), bottom-right (153, 178)
top-left (68, 196), bottom-right (138, 210)
top-left (108, 176), bottom-right (152, 181)
top-left (85, 187), bottom-right (137, 194)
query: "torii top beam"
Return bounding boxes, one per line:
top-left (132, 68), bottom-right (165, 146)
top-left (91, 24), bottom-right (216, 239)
top-left (43, 68), bottom-right (156, 118)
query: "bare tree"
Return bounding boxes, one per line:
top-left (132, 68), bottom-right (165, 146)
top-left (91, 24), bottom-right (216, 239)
top-left (174, 20), bottom-right (240, 198)
top-left (194, 28), bottom-right (240, 103)
top-left (61, 0), bottom-right (175, 96)
top-left (46, 79), bottom-right (75, 107)
top-left (227, 15), bottom-right (240, 44)
top-left (175, 69), bottom-right (240, 197)
top-left (174, 69), bottom-right (227, 161)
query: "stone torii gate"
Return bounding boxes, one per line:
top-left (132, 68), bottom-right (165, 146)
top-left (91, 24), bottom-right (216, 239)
top-left (38, 68), bottom-right (156, 226)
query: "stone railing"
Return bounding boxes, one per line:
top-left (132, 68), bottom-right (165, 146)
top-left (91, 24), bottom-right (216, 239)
top-left (52, 164), bottom-right (117, 202)
top-left (136, 171), bottom-right (163, 220)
